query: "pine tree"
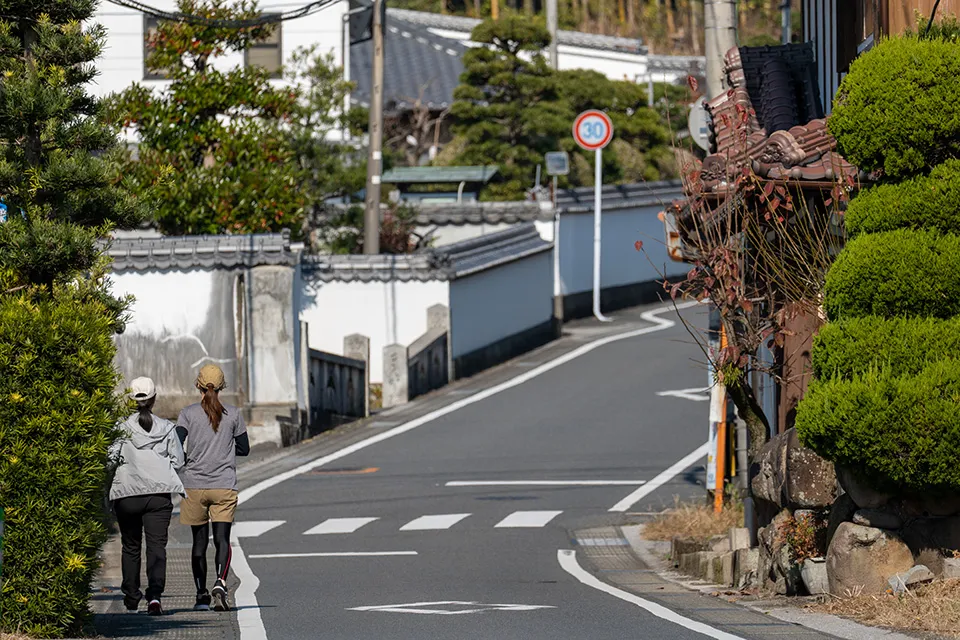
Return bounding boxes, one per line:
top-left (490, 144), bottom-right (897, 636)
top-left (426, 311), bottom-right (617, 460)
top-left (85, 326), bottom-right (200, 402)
top-left (110, 0), bottom-right (342, 236)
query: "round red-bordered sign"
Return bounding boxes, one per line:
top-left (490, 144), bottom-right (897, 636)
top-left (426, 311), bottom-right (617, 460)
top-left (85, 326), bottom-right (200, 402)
top-left (573, 110), bottom-right (614, 151)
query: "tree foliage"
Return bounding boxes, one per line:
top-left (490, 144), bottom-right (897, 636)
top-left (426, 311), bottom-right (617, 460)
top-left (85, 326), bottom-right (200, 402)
top-left (449, 17), bottom-right (677, 199)
top-left (0, 1), bottom-right (134, 635)
top-left (110, 0), bottom-right (362, 236)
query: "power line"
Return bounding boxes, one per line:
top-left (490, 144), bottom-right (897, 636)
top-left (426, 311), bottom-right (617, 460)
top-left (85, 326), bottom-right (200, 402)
top-left (104, 0), bottom-right (344, 28)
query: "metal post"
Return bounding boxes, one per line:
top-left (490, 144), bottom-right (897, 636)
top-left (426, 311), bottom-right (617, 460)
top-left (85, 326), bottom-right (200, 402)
top-left (546, 0), bottom-right (558, 69)
top-left (703, 0), bottom-right (737, 98)
top-left (647, 72), bottom-right (654, 107)
top-left (781, 0), bottom-right (791, 44)
top-left (491, 0), bottom-right (499, 19)
top-left (553, 175), bottom-right (562, 322)
top-left (363, 0), bottom-right (384, 255)
top-left (592, 149), bottom-right (611, 322)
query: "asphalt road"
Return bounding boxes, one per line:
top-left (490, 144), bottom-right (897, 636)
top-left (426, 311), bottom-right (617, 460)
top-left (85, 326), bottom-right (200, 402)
top-left (234, 304), bottom-right (738, 639)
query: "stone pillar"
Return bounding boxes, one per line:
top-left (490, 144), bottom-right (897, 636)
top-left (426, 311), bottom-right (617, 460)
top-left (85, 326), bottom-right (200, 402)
top-left (427, 303), bottom-right (449, 331)
top-left (344, 333), bottom-right (370, 417)
top-left (382, 343), bottom-right (409, 409)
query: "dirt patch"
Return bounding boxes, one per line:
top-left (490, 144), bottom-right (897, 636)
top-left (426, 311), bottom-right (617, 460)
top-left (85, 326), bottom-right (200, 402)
top-left (642, 496), bottom-right (745, 541)
top-left (810, 579), bottom-right (960, 637)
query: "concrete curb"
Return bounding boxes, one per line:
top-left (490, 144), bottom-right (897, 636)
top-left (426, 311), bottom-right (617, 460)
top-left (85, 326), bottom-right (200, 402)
top-left (622, 524), bottom-right (924, 640)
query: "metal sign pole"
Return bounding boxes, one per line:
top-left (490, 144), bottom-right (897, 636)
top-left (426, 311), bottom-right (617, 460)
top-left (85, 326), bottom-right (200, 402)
top-left (593, 148), bottom-right (610, 322)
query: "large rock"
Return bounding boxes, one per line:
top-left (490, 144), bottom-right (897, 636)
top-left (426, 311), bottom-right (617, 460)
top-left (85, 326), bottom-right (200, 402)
top-left (827, 522), bottom-right (914, 595)
top-left (757, 509), bottom-right (804, 595)
top-left (888, 565), bottom-right (934, 595)
top-left (826, 493), bottom-right (857, 551)
top-left (853, 508), bottom-right (903, 530)
top-left (836, 465), bottom-right (893, 510)
top-left (752, 428), bottom-right (837, 510)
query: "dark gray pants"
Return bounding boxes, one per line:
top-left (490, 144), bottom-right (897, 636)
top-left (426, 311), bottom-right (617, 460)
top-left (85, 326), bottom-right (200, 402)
top-left (115, 494), bottom-right (173, 603)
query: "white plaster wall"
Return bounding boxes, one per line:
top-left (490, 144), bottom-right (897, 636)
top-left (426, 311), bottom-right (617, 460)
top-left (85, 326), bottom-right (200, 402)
top-left (90, 0), bottom-right (346, 100)
top-left (111, 269), bottom-right (216, 341)
top-left (414, 222), bottom-right (515, 247)
top-left (299, 280), bottom-right (450, 384)
top-left (558, 206), bottom-right (689, 296)
top-left (448, 252), bottom-right (553, 358)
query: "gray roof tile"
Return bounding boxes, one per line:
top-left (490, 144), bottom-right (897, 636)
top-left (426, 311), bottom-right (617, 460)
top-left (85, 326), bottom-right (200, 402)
top-left (413, 201), bottom-right (553, 226)
top-left (555, 179), bottom-right (685, 212)
top-left (104, 231), bottom-right (296, 272)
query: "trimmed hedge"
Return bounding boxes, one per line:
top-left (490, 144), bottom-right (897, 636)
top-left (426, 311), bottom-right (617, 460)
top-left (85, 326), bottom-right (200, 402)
top-left (812, 315), bottom-right (960, 381)
top-left (796, 359), bottom-right (960, 493)
top-left (823, 228), bottom-right (960, 321)
top-left (846, 159), bottom-right (960, 237)
top-left (828, 36), bottom-right (960, 180)
top-left (0, 280), bottom-right (123, 637)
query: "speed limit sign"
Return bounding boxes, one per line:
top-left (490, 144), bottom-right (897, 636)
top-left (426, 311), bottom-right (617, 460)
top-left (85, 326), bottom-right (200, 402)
top-left (573, 110), bottom-right (614, 151)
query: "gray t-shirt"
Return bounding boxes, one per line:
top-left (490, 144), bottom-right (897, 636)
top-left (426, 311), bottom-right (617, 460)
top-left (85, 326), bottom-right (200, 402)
top-left (177, 403), bottom-right (246, 490)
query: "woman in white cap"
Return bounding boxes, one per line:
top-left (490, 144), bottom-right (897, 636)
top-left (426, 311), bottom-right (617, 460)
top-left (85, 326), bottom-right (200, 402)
top-left (108, 376), bottom-right (185, 616)
top-left (175, 364), bottom-right (249, 612)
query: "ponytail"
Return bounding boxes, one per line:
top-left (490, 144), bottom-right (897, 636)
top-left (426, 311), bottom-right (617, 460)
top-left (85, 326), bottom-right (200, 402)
top-left (137, 398), bottom-right (155, 432)
top-left (201, 383), bottom-right (225, 432)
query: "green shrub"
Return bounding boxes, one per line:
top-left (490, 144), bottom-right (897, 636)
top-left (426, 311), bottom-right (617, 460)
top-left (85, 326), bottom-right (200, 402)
top-left (829, 36), bottom-right (960, 180)
top-left (0, 278), bottom-right (123, 637)
top-left (796, 359), bottom-right (960, 493)
top-left (812, 315), bottom-right (960, 380)
top-left (845, 159), bottom-right (960, 237)
top-left (824, 228), bottom-right (960, 320)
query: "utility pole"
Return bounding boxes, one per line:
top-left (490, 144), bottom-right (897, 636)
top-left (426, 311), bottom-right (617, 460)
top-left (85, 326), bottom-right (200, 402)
top-left (363, 0), bottom-right (384, 255)
top-left (546, 0), bottom-right (558, 69)
top-left (703, 0), bottom-right (737, 98)
top-left (491, 0), bottom-right (499, 20)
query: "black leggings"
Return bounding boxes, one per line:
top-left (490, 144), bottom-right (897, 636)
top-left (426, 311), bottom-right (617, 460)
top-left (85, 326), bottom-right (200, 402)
top-left (190, 522), bottom-right (232, 594)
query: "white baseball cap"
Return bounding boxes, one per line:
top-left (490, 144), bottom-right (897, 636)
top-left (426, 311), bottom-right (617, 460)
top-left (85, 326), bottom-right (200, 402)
top-left (129, 377), bottom-right (157, 401)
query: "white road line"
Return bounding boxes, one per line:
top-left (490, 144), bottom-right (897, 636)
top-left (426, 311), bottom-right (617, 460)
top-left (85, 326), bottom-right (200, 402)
top-left (608, 442), bottom-right (710, 512)
top-left (557, 550), bottom-right (744, 640)
top-left (446, 480), bottom-right (646, 487)
top-left (231, 521), bottom-right (285, 539)
top-left (233, 300), bottom-right (700, 640)
top-left (400, 513), bottom-right (471, 531)
top-left (249, 551), bottom-right (418, 559)
top-left (495, 510), bottom-right (562, 528)
top-left (303, 517), bottom-right (379, 535)
top-left (231, 539), bottom-right (266, 639)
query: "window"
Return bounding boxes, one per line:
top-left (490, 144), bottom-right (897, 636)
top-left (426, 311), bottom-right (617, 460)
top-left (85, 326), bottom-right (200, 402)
top-left (143, 16), bottom-right (170, 80)
top-left (245, 18), bottom-right (282, 79)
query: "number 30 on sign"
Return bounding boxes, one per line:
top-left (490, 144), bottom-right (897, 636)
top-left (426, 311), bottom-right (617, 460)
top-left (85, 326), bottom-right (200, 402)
top-left (573, 110), bottom-right (614, 151)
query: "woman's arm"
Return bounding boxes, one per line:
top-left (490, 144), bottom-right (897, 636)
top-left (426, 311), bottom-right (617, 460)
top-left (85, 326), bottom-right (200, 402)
top-left (235, 432), bottom-right (250, 456)
top-left (166, 426), bottom-right (186, 470)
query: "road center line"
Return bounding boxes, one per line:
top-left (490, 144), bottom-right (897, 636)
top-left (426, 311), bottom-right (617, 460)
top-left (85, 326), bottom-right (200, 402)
top-left (446, 480), bottom-right (646, 486)
top-left (249, 551), bottom-right (418, 559)
top-left (232, 300), bottom-right (700, 640)
top-left (608, 442), bottom-right (710, 512)
top-left (557, 550), bottom-right (744, 640)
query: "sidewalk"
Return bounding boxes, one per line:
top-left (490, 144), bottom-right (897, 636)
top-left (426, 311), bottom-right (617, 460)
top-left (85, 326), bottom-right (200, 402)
top-left (90, 301), bottom-right (689, 638)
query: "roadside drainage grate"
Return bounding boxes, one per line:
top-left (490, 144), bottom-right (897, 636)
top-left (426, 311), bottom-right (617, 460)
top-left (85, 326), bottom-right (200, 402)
top-left (574, 538), bottom-right (630, 546)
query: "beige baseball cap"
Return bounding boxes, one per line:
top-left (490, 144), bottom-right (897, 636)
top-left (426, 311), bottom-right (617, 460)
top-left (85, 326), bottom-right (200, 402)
top-left (129, 377), bottom-right (156, 401)
top-left (196, 364), bottom-right (226, 391)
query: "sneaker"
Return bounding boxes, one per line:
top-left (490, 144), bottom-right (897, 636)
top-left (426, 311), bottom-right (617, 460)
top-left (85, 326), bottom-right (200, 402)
top-left (194, 591), bottom-right (212, 611)
top-left (211, 580), bottom-right (230, 612)
top-left (147, 600), bottom-right (163, 616)
top-left (123, 595), bottom-right (141, 612)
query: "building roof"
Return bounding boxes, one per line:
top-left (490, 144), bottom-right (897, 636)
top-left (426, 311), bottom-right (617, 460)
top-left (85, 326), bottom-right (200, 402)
top-left (556, 180), bottom-right (685, 212)
top-left (413, 200), bottom-right (552, 226)
top-left (302, 223), bottom-right (549, 282)
top-left (105, 231), bottom-right (297, 272)
top-left (351, 15), bottom-right (468, 112)
top-left (697, 45), bottom-right (863, 193)
top-left (382, 165), bottom-right (499, 184)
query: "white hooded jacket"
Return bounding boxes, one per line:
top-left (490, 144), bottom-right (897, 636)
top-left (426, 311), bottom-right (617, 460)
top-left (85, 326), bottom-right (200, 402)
top-left (109, 413), bottom-right (186, 502)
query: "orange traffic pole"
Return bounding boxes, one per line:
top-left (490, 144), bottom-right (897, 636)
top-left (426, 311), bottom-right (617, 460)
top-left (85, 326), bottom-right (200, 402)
top-left (713, 324), bottom-right (729, 513)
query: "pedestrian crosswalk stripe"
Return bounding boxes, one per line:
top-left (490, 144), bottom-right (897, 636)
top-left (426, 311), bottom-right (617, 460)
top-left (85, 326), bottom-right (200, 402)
top-left (304, 517), bottom-right (379, 535)
top-left (495, 510), bottom-right (562, 528)
top-left (232, 521), bottom-right (286, 539)
top-left (400, 513), bottom-right (471, 531)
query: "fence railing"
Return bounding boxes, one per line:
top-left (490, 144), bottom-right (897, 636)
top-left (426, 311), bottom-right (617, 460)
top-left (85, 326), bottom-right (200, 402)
top-left (383, 304), bottom-right (451, 408)
top-left (308, 336), bottom-right (369, 430)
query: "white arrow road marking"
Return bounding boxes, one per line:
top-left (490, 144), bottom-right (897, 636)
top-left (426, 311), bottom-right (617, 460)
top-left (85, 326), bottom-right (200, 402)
top-left (445, 480), bottom-right (646, 487)
top-left (400, 513), bottom-right (471, 531)
top-left (304, 517), bottom-right (379, 535)
top-left (231, 521), bottom-right (285, 540)
top-left (558, 550), bottom-right (744, 640)
top-left (347, 601), bottom-right (556, 615)
top-left (656, 387), bottom-right (711, 401)
top-left (495, 510), bottom-right (562, 528)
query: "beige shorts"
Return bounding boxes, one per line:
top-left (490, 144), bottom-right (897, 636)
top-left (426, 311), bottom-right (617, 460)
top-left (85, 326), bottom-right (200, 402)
top-left (179, 489), bottom-right (238, 526)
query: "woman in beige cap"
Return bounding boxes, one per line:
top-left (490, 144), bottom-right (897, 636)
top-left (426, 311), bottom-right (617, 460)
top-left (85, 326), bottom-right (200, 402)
top-left (109, 376), bottom-right (185, 616)
top-left (174, 364), bottom-right (250, 612)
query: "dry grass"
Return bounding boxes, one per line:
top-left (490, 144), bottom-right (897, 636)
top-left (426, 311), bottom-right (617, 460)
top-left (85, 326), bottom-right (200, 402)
top-left (642, 496), bottom-right (745, 541)
top-left (811, 579), bottom-right (960, 637)
top-left (1, 633), bottom-right (36, 640)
